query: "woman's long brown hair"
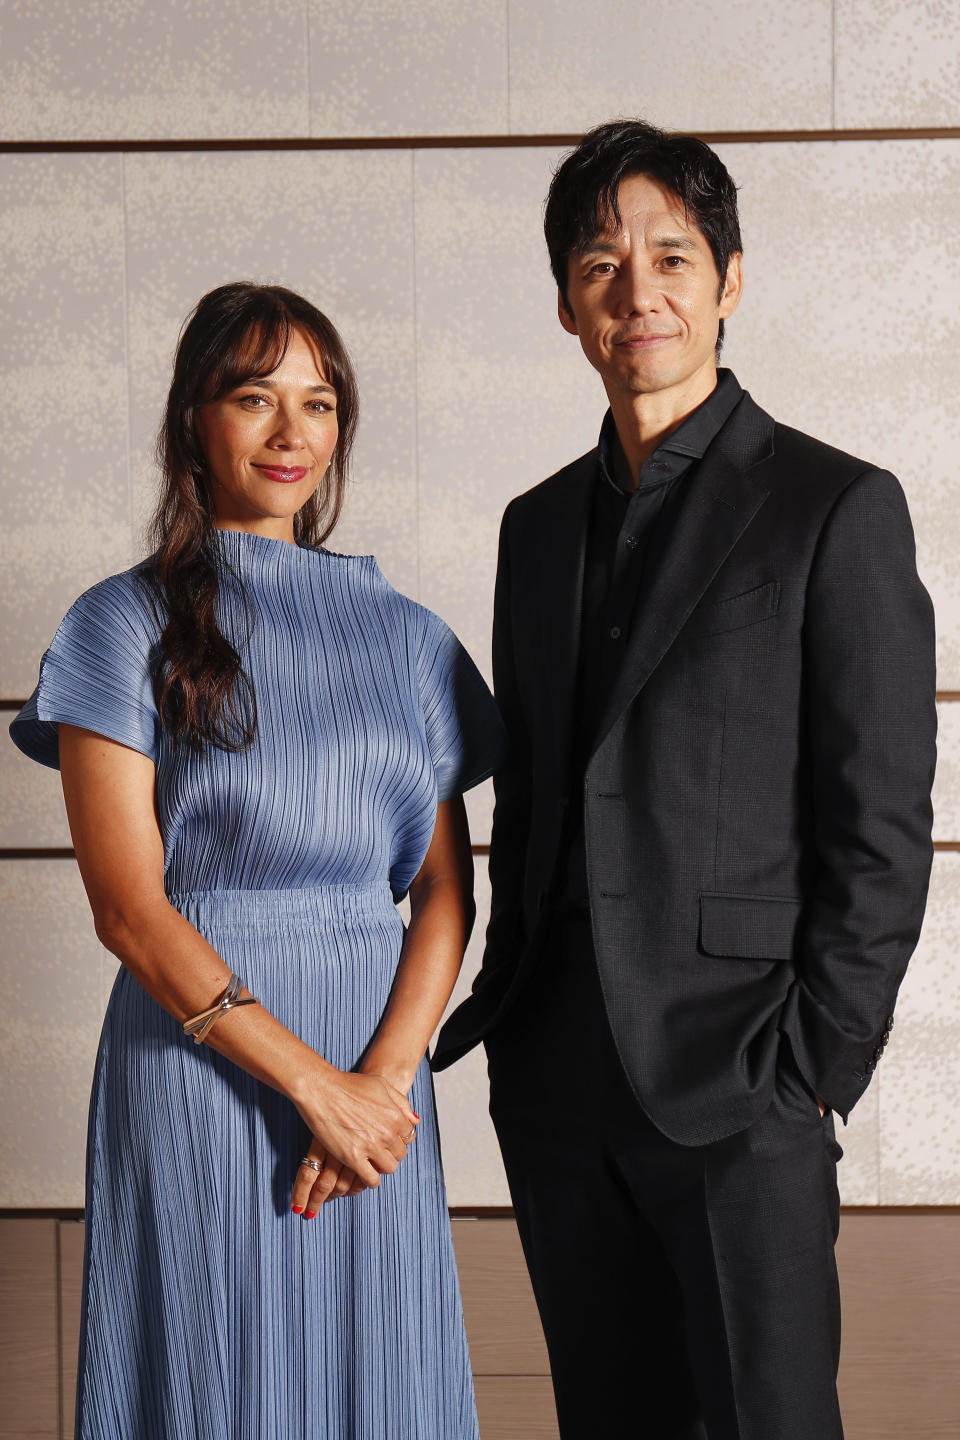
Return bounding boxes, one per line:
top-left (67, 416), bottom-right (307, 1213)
top-left (146, 282), bottom-right (359, 751)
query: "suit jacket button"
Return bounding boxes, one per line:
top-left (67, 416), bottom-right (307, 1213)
top-left (882, 1031), bottom-right (890, 1045)
top-left (865, 1059), bottom-right (875, 1073)
top-left (886, 1014), bottom-right (895, 1029)
top-left (873, 1046), bottom-right (884, 1062)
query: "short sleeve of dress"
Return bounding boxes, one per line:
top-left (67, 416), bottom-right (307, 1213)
top-left (9, 571), bottom-right (160, 771)
top-left (415, 608), bottom-right (506, 802)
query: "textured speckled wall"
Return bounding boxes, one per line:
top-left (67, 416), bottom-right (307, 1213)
top-left (1, 0), bottom-right (959, 1209)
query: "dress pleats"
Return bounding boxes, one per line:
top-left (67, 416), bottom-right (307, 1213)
top-left (10, 531), bottom-right (501, 1439)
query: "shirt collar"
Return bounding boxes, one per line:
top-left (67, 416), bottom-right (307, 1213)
top-left (597, 368), bottom-right (743, 495)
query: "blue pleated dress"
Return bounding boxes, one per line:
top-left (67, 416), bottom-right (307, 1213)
top-left (11, 531), bottom-right (502, 1440)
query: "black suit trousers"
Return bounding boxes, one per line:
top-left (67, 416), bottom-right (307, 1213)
top-left (487, 914), bottom-right (844, 1440)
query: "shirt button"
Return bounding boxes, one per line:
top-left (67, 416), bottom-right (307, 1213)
top-left (610, 626), bottom-right (622, 640)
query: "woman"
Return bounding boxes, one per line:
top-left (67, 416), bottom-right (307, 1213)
top-left (11, 282), bottom-right (502, 1438)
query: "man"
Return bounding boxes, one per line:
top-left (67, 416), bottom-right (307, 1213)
top-left (433, 120), bottom-right (938, 1439)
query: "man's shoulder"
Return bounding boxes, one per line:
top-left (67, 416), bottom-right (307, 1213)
top-left (768, 414), bottom-right (882, 482)
top-left (503, 447), bottom-right (598, 527)
top-left (736, 392), bottom-right (888, 496)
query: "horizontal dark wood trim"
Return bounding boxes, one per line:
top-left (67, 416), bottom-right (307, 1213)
top-left (4, 841), bottom-right (960, 859)
top-left (0, 849), bottom-right (75, 860)
top-left (3, 1204), bottom-right (958, 1220)
top-left (2, 692), bottom-right (959, 711)
top-left (3, 127), bottom-right (960, 156)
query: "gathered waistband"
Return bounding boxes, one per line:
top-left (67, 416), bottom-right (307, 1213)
top-left (166, 882), bottom-right (398, 931)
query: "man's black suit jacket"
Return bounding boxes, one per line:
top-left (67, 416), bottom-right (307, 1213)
top-left (433, 389), bottom-right (937, 1145)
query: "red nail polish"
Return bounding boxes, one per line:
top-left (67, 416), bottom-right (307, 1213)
top-left (412, 1112), bottom-right (420, 1121)
top-left (291, 1205), bottom-right (304, 1214)
top-left (304, 1211), bottom-right (317, 1220)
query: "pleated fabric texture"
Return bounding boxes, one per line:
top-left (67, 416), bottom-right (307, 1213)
top-left (11, 531), bottom-right (503, 1440)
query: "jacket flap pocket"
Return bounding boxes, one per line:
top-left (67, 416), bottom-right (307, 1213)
top-left (699, 893), bottom-right (801, 960)
top-left (697, 580), bottom-right (781, 636)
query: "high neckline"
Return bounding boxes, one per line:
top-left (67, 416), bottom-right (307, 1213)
top-left (214, 528), bottom-right (376, 568)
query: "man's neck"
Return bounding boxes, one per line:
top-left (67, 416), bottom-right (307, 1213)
top-left (607, 367), bottom-right (719, 489)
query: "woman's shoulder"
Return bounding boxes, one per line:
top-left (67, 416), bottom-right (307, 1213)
top-left (52, 562), bottom-right (160, 649)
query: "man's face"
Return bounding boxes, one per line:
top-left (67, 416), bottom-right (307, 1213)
top-left (559, 172), bottom-right (742, 407)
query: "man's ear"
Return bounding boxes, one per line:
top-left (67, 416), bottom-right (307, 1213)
top-left (718, 253), bottom-right (743, 320)
top-left (558, 288), bottom-right (578, 335)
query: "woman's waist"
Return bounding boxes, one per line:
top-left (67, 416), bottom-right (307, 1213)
top-left (166, 881), bottom-right (398, 932)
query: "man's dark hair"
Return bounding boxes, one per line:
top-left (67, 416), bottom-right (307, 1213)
top-left (544, 119), bottom-right (742, 352)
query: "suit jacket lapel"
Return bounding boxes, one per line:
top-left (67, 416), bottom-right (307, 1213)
top-left (536, 450), bottom-right (596, 776)
top-left (592, 395), bottom-right (777, 752)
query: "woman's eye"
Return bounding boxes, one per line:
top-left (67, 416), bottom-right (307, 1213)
top-left (238, 393), bottom-right (269, 408)
top-left (306, 400), bottom-right (335, 414)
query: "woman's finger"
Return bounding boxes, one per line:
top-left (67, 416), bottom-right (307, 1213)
top-left (304, 1162), bottom-right (343, 1216)
top-left (328, 1167), bottom-right (360, 1200)
top-left (291, 1152), bottom-right (326, 1214)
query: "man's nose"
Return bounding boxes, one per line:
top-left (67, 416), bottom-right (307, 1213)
top-left (616, 261), bottom-right (660, 316)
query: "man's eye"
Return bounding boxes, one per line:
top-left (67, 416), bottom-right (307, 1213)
top-left (661, 255), bottom-right (686, 268)
top-left (590, 262), bottom-right (615, 275)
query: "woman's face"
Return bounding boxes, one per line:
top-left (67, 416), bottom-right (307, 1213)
top-left (197, 328), bottom-right (339, 542)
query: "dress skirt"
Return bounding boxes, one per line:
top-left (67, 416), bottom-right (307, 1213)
top-left (75, 884), bottom-right (480, 1440)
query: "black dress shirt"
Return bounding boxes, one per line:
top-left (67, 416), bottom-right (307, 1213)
top-left (558, 369), bottom-right (744, 914)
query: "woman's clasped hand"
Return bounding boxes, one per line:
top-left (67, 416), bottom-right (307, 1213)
top-left (290, 1066), bottom-right (420, 1215)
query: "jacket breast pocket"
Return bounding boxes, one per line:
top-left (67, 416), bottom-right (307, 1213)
top-left (699, 892), bottom-right (801, 961)
top-left (690, 580), bottom-right (781, 637)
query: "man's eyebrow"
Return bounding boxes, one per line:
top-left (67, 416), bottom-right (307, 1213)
top-left (579, 231), bottom-right (699, 257)
top-left (579, 237), bottom-right (625, 257)
top-left (653, 233), bottom-right (698, 251)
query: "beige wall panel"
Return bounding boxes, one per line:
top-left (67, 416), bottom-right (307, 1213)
top-left (308, 0), bottom-right (508, 137)
top-left (464, 777), bottom-right (494, 849)
top-left (414, 146), bottom-right (608, 675)
top-left (933, 700), bottom-right (960, 841)
top-left (508, 0), bottom-right (833, 134)
top-left (718, 139), bottom-right (960, 685)
top-left (0, 1219), bottom-right (58, 1440)
top-left (837, 0), bottom-right (960, 129)
top-left (878, 852), bottom-right (960, 1203)
top-left (0, 736), bottom-right (71, 847)
top-left (123, 150), bottom-right (419, 596)
top-left (837, 1080), bottom-right (880, 1205)
top-left (0, 0), bottom-right (308, 141)
top-left (434, 863), bottom-right (512, 1205)
top-left (0, 155), bottom-right (131, 697)
top-left (0, 861), bottom-right (112, 1208)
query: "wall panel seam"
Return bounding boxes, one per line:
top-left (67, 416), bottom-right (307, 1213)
top-left (120, 152), bottom-right (135, 565)
top-left (411, 149), bottom-right (421, 600)
top-left (5, 129), bottom-right (960, 155)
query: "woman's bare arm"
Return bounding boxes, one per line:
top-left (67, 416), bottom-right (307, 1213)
top-left (58, 724), bottom-right (418, 1192)
top-left (362, 796), bottom-right (476, 1092)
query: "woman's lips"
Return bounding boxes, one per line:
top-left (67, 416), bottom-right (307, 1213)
top-left (254, 465), bottom-right (308, 484)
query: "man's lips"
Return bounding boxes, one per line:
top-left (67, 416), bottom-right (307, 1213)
top-left (614, 332), bottom-right (677, 347)
top-left (254, 465), bottom-right (308, 483)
